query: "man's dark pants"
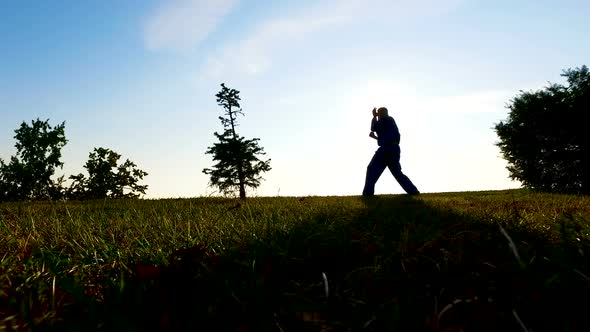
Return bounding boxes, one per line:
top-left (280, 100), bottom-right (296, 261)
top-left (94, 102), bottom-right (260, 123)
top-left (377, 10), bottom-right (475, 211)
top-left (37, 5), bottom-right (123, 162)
top-left (362, 145), bottom-right (419, 196)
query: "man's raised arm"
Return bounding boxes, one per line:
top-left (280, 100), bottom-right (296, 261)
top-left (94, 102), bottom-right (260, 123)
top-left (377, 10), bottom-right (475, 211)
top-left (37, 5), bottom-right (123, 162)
top-left (369, 107), bottom-right (378, 139)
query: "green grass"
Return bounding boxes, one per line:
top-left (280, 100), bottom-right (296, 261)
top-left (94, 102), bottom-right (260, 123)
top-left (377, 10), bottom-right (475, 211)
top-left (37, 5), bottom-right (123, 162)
top-left (1, 190), bottom-right (590, 331)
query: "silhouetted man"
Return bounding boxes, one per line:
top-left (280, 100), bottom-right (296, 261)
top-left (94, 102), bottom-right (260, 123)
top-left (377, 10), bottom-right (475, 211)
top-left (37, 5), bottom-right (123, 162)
top-left (362, 107), bottom-right (419, 196)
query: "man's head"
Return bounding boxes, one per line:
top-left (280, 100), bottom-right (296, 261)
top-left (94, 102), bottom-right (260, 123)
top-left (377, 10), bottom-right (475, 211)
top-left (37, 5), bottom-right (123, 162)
top-left (377, 107), bottom-right (389, 117)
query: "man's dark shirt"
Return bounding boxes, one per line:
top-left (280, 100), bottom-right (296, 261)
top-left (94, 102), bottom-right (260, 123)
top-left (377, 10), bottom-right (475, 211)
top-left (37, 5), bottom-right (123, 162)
top-left (371, 115), bottom-right (400, 146)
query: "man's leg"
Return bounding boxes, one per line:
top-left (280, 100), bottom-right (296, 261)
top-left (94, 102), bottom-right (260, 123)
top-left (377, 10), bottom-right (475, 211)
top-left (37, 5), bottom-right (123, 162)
top-left (363, 149), bottom-right (387, 196)
top-left (387, 148), bottom-right (419, 195)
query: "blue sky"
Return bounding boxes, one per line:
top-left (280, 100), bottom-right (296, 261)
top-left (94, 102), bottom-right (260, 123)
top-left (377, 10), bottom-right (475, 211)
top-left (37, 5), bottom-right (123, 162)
top-left (1, 0), bottom-right (589, 198)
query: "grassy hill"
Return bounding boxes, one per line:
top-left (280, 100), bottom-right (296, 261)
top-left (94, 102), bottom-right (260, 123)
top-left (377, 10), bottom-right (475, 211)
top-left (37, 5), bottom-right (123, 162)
top-left (1, 190), bottom-right (590, 331)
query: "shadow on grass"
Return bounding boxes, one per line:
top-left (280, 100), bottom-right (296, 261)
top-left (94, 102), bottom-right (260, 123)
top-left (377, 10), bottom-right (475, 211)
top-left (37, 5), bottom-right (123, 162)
top-left (19, 195), bottom-right (590, 331)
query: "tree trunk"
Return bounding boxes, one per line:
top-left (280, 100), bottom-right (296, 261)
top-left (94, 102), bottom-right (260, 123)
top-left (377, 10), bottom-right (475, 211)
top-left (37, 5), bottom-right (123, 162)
top-left (229, 106), bottom-right (247, 199)
top-left (237, 162), bottom-right (246, 199)
top-left (239, 181), bottom-right (246, 199)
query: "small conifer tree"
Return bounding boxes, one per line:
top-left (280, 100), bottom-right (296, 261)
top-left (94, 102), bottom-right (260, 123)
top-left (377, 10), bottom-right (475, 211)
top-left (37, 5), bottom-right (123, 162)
top-left (203, 83), bottom-right (271, 199)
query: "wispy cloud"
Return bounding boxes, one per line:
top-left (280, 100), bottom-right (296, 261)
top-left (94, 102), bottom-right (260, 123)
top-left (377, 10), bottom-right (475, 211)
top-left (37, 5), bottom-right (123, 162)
top-left (198, 0), bottom-right (462, 79)
top-left (424, 90), bottom-right (514, 114)
top-left (200, 9), bottom-right (346, 77)
top-left (143, 0), bottom-right (238, 53)
top-left (337, 78), bottom-right (511, 118)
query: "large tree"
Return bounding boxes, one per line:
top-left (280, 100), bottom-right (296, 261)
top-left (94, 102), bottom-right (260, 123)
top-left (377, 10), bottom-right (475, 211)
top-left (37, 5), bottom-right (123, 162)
top-left (0, 119), bottom-right (67, 201)
top-left (495, 65), bottom-right (590, 194)
top-left (68, 147), bottom-right (148, 199)
top-left (203, 83), bottom-right (271, 199)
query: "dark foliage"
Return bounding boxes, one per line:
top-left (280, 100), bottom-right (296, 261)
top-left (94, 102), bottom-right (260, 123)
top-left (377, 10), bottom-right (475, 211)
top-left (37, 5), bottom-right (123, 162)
top-left (0, 119), bottom-right (67, 201)
top-left (495, 65), bottom-right (590, 194)
top-left (203, 83), bottom-right (271, 199)
top-left (67, 147), bottom-right (148, 199)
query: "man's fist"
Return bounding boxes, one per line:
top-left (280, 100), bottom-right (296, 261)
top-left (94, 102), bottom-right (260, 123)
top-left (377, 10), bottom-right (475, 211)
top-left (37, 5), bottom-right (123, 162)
top-left (372, 108), bottom-right (377, 117)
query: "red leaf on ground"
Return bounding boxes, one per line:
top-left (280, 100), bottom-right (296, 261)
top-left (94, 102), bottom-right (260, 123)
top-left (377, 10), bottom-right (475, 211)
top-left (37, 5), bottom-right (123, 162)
top-left (133, 264), bottom-right (161, 280)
